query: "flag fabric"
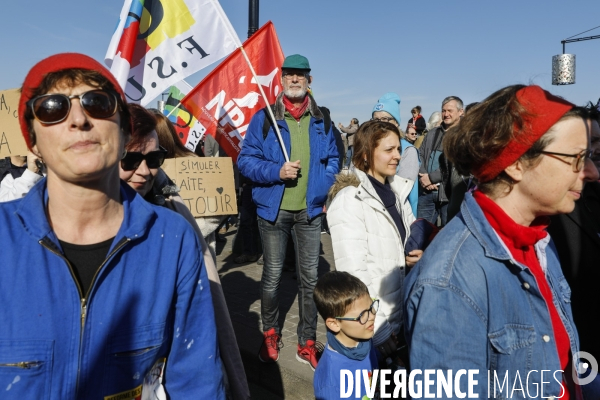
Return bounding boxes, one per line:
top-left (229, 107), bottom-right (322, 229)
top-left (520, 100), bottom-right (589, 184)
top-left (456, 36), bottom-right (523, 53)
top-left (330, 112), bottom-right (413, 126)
top-left (180, 21), bottom-right (284, 162)
top-left (105, 0), bottom-right (240, 106)
top-left (163, 81), bottom-right (207, 152)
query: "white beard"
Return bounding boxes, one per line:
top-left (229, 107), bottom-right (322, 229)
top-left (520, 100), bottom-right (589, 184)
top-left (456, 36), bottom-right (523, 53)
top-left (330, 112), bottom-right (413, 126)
top-left (283, 86), bottom-right (307, 100)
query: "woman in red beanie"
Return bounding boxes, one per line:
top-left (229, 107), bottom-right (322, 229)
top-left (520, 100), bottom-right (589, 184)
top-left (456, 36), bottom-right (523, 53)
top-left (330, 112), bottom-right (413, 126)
top-left (404, 85), bottom-right (600, 399)
top-left (0, 53), bottom-right (225, 398)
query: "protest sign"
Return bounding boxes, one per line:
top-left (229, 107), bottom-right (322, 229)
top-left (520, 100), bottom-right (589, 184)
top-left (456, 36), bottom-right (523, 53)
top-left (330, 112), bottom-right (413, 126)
top-left (0, 88), bottom-right (28, 157)
top-left (162, 157), bottom-right (237, 218)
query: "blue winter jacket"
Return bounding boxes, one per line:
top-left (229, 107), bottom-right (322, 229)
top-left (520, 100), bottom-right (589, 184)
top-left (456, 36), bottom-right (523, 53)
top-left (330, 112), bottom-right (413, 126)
top-left (0, 180), bottom-right (224, 399)
top-left (404, 193), bottom-right (600, 399)
top-left (237, 95), bottom-right (340, 222)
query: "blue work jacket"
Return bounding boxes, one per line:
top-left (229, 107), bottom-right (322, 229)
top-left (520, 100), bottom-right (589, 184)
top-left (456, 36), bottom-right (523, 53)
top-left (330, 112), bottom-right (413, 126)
top-left (0, 180), bottom-right (224, 399)
top-left (404, 193), bottom-right (599, 399)
top-left (237, 106), bottom-right (340, 222)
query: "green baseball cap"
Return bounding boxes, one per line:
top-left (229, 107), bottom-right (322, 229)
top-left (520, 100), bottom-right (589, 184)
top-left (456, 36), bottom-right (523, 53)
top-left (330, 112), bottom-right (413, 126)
top-left (282, 54), bottom-right (311, 71)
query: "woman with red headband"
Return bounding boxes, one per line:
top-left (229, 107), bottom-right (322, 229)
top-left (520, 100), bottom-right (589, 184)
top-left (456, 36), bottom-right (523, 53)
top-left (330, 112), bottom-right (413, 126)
top-left (0, 53), bottom-right (224, 398)
top-left (404, 85), bottom-right (600, 399)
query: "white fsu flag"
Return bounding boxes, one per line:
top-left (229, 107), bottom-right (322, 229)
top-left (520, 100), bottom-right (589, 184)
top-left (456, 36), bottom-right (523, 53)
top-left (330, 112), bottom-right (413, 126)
top-left (105, 0), bottom-right (241, 106)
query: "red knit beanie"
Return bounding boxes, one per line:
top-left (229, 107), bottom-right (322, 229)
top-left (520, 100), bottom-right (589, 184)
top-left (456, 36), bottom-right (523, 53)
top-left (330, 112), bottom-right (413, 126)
top-left (473, 85), bottom-right (574, 183)
top-left (19, 53), bottom-right (126, 149)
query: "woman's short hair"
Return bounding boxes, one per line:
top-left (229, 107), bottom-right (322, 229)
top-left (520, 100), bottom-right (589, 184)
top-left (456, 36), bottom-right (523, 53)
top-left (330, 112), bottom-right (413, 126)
top-left (352, 120), bottom-right (401, 173)
top-left (426, 111), bottom-right (442, 131)
top-left (149, 109), bottom-right (195, 158)
top-left (127, 104), bottom-right (157, 150)
top-left (23, 69), bottom-right (131, 147)
top-left (444, 84), bottom-right (594, 194)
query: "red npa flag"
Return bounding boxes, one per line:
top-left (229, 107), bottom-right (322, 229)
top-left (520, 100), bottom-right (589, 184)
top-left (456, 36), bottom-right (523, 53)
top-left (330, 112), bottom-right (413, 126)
top-left (180, 21), bottom-right (284, 162)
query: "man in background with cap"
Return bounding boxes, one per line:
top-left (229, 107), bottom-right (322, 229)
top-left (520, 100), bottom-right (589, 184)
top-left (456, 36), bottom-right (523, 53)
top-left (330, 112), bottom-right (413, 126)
top-left (417, 96), bottom-right (464, 227)
top-left (238, 54), bottom-right (339, 370)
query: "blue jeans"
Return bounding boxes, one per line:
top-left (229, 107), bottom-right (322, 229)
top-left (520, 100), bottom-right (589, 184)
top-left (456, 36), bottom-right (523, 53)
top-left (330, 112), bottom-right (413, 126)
top-left (344, 146), bottom-right (353, 168)
top-left (258, 209), bottom-right (321, 345)
top-left (417, 190), bottom-right (448, 227)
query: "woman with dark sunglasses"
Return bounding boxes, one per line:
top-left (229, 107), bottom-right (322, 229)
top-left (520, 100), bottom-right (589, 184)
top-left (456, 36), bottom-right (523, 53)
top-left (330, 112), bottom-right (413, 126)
top-left (119, 104), bottom-right (166, 199)
top-left (123, 105), bottom-right (250, 399)
top-left (404, 85), bottom-right (600, 398)
top-left (0, 53), bottom-right (225, 398)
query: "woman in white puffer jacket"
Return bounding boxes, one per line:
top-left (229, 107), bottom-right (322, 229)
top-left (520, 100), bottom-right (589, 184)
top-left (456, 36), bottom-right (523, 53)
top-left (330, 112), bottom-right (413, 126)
top-left (327, 120), bottom-right (423, 362)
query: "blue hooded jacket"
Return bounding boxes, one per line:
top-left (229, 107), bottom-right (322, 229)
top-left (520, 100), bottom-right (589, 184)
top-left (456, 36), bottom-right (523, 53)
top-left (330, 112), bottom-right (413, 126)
top-left (237, 94), bottom-right (340, 222)
top-left (0, 180), bottom-right (224, 399)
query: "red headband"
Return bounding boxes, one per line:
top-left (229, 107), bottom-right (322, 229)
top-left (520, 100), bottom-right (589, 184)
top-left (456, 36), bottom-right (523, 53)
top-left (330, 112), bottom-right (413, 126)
top-left (473, 85), bottom-right (574, 183)
top-left (19, 53), bottom-right (126, 149)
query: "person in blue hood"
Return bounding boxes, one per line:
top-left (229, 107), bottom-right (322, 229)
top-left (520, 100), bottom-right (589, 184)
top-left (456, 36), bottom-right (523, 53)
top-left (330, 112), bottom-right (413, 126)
top-left (372, 92), bottom-right (420, 216)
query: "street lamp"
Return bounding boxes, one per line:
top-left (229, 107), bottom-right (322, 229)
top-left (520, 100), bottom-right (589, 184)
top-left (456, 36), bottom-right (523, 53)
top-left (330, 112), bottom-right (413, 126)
top-left (552, 26), bottom-right (600, 85)
top-left (248, 0), bottom-right (259, 38)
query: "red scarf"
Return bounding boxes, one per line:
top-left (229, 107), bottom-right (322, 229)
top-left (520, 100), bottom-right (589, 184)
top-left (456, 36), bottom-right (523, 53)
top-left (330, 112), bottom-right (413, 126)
top-left (282, 95), bottom-right (310, 121)
top-left (473, 190), bottom-right (571, 399)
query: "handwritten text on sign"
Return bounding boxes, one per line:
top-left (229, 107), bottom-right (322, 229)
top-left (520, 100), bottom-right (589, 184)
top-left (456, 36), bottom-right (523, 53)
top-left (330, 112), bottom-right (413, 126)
top-left (162, 157), bottom-right (237, 218)
top-left (0, 88), bottom-right (28, 157)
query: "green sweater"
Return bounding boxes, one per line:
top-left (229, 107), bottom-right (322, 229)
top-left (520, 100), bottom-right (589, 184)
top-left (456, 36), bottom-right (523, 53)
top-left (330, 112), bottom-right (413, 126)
top-left (280, 111), bottom-right (311, 211)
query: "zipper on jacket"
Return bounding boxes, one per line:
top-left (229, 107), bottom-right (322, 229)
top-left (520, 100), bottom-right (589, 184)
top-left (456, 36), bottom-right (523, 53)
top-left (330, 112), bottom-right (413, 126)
top-left (0, 361), bottom-right (43, 369)
top-left (39, 236), bottom-right (131, 394)
top-left (360, 184), bottom-right (412, 249)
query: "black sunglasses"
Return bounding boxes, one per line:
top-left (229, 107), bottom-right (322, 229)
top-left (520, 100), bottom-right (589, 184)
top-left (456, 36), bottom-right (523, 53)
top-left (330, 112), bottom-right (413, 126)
top-left (121, 146), bottom-right (168, 171)
top-left (28, 89), bottom-right (118, 124)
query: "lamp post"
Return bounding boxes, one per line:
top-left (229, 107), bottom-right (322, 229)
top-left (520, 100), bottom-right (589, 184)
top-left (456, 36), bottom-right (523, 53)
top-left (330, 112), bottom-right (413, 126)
top-left (157, 92), bottom-right (169, 113)
top-left (248, 0), bottom-right (259, 38)
top-left (552, 33), bottom-right (600, 85)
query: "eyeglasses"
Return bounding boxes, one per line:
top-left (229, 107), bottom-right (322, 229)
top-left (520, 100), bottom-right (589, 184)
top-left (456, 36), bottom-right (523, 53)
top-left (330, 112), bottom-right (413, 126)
top-left (371, 117), bottom-right (396, 123)
top-left (28, 90), bottom-right (118, 124)
top-left (282, 71), bottom-right (309, 80)
top-left (121, 146), bottom-right (168, 171)
top-left (540, 149), bottom-right (593, 173)
top-left (335, 299), bottom-right (379, 325)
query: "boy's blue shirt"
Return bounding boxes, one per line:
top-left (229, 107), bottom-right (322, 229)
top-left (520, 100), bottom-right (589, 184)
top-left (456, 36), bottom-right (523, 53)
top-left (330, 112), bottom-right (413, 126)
top-left (314, 340), bottom-right (378, 400)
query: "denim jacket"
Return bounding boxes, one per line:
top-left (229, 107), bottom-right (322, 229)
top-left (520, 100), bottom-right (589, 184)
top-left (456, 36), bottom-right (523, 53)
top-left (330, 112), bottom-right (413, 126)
top-left (404, 192), bottom-right (599, 399)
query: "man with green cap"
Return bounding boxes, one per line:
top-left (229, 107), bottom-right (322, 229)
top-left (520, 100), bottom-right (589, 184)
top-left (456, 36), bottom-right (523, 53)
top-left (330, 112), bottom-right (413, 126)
top-left (238, 54), bottom-right (340, 370)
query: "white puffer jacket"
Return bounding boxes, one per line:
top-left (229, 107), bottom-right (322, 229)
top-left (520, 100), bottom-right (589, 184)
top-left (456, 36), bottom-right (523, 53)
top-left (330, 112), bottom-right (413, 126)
top-left (327, 169), bottom-right (415, 346)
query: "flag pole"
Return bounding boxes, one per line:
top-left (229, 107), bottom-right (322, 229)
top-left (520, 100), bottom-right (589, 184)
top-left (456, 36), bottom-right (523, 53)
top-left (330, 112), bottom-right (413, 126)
top-left (211, 3), bottom-right (290, 162)
top-left (165, 102), bottom-right (182, 118)
top-left (164, 80), bottom-right (193, 118)
top-left (238, 45), bottom-right (289, 162)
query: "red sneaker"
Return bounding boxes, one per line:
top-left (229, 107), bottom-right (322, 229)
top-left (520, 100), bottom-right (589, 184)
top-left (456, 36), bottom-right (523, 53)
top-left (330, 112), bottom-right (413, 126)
top-left (258, 328), bottom-right (282, 363)
top-left (296, 340), bottom-right (324, 371)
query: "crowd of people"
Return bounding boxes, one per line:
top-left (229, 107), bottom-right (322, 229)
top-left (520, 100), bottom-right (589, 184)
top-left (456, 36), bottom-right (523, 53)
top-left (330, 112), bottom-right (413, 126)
top-left (1, 50), bottom-right (599, 400)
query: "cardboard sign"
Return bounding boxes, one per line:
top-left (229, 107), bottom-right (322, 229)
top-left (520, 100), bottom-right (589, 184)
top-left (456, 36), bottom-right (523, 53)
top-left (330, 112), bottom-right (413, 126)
top-left (0, 88), bottom-right (28, 158)
top-left (162, 157), bottom-right (237, 218)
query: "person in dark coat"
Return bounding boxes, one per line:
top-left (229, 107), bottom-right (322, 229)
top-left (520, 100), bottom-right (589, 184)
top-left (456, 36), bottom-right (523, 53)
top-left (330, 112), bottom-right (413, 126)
top-left (548, 109), bottom-right (600, 362)
top-left (407, 106), bottom-right (426, 135)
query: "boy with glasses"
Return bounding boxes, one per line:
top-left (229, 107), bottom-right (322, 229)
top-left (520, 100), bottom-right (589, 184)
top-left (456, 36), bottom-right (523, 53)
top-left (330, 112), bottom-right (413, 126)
top-left (313, 271), bottom-right (379, 399)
